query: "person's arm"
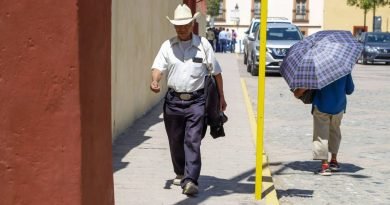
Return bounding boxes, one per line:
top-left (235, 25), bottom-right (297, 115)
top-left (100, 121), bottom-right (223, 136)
top-left (150, 69), bottom-right (162, 93)
top-left (150, 41), bottom-right (168, 93)
top-left (214, 73), bottom-right (227, 111)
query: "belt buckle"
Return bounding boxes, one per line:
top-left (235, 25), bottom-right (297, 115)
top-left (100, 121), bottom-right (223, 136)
top-left (179, 93), bottom-right (191, 100)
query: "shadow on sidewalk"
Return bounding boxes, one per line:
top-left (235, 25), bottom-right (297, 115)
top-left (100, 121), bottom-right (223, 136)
top-left (112, 101), bottom-right (164, 173)
top-left (169, 168), bottom-right (260, 204)
top-left (270, 160), bottom-right (368, 178)
top-left (269, 161), bottom-right (368, 200)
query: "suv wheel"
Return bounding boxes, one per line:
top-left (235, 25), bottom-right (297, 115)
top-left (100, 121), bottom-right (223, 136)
top-left (246, 59), bottom-right (251, 72)
top-left (244, 51), bottom-right (248, 65)
top-left (250, 55), bottom-right (258, 76)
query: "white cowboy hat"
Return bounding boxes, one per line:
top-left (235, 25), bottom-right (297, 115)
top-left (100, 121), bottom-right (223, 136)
top-left (166, 4), bottom-right (200, 26)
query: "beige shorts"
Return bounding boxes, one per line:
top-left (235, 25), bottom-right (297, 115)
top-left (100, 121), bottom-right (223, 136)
top-left (312, 107), bottom-right (344, 160)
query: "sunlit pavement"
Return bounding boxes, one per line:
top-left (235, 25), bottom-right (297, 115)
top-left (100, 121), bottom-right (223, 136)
top-left (239, 56), bottom-right (390, 205)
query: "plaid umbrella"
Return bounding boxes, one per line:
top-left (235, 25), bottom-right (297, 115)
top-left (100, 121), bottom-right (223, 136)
top-left (280, 30), bottom-right (363, 89)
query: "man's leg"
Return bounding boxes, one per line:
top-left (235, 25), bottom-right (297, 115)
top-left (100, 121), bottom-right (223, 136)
top-left (182, 98), bottom-right (206, 186)
top-left (329, 111), bottom-right (343, 171)
top-left (313, 108), bottom-right (332, 175)
top-left (221, 39), bottom-right (226, 53)
top-left (163, 100), bottom-right (186, 177)
top-left (313, 108), bottom-right (331, 160)
top-left (329, 111), bottom-right (343, 157)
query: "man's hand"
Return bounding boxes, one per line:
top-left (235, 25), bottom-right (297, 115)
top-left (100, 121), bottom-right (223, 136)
top-left (150, 80), bottom-right (160, 93)
top-left (219, 96), bottom-right (227, 111)
top-left (293, 88), bottom-right (307, 99)
top-left (150, 69), bottom-right (162, 93)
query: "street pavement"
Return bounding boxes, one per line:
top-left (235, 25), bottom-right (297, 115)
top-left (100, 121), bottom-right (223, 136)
top-left (113, 52), bottom-right (390, 204)
top-left (239, 56), bottom-right (390, 205)
top-left (113, 54), bottom-right (267, 205)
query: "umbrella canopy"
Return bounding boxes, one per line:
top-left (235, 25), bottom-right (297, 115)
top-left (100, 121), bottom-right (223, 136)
top-left (280, 30), bottom-right (363, 89)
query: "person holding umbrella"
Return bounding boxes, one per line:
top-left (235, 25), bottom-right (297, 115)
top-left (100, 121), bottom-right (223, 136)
top-left (280, 30), bottom-right (363, 176)
top-left (294, 74), bottom-right (354, 175)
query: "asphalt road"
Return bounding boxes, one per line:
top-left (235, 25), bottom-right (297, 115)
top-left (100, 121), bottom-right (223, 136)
top-left (236, 54), bottom-right (390, 205)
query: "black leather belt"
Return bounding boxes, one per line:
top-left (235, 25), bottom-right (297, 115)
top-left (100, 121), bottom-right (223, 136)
top-left (169, 89), bottom-right (204, 100)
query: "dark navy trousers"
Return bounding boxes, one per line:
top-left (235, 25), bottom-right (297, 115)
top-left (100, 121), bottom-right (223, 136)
top-left (163, 90), bottom-right (207, 186)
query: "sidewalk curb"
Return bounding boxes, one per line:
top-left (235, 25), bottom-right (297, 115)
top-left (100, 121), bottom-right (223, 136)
top-left (241, 78), bottom-right (280, 205)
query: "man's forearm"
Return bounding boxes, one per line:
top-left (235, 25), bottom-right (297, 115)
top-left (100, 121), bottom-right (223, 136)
top-left (152, 69), bottom-right (162, 82)
top-left (214, 73), bottom-right (224, 97)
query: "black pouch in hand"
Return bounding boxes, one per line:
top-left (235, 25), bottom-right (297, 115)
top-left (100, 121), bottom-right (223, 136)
top-left (209, 112), bottom-right (228, 139)
top-left (204, 75), bottom-right (228, 139)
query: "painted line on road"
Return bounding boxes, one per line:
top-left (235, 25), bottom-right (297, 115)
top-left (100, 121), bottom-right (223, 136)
top-left (240, 78), bottom-right (280, 205)
top-left (241, 78), bottom-right (257, 143)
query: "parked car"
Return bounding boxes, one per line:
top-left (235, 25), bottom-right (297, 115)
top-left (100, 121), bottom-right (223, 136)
top-left (243, 18), bottom-right (259, 65)
top-left (246, 22), bottom-right (303, 76)
top-left (243, 17), bottom-right (290, 65)
top-left (358, 32), bottom-right (390, 65)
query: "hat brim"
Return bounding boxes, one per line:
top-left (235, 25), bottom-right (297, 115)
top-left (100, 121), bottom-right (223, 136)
top-left (166, 12), bottom-right (200, 25)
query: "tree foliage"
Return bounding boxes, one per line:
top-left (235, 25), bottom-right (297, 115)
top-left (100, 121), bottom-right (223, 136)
top-left (347, 0), bottom-right (390, 10)
top-left (347, 0), bottom-right (373, 10)
top-left (206, 0), bottom-right (220, 17)
top-left (347, 0), bottom-right (390, 29)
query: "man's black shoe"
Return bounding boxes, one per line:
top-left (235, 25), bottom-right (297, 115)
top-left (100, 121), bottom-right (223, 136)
top-left (182, 181), bottom-right (198, 195)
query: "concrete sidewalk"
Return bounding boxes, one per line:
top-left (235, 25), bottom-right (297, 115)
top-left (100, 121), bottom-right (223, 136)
top-left (113, 54), bottom-right (270, 204)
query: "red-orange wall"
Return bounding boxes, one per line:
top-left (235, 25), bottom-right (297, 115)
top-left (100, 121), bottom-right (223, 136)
top-left (0, 0), bottom-right (113, 204)
top-left (78, 0), bottom-right (114, 204)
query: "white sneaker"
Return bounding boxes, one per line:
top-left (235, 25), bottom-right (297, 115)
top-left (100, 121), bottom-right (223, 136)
top-left (173, 175), bottom-right (183, 186)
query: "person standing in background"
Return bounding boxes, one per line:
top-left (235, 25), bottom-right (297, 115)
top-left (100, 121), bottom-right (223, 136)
top-left (226, 29), bottom-right (232, 52)
top-left (231, 29), bottom-right (237, 53)
top-left (214, 27), bottom-right (220, 52)
top-left (206, 27), bottom-right (216, 51)
top-left (218, 28), bottom-right (227, 53)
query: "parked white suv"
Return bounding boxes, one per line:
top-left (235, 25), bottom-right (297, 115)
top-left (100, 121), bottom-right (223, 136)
top-left (247, 22), bottom-right (303, 76)
top-left (243, 18), bottom-right (259, 64)
top-left (243, 17), bottom-right (290, 65)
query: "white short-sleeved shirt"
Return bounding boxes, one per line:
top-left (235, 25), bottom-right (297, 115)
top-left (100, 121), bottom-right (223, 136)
top-left (152, 34), bottom-right (222, 93)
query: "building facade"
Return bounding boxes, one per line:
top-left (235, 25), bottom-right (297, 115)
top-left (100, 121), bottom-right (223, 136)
top-left (210, 0), bottom-right (324, 41)
top-left (210, 0), bottom-right (390, 37)
top-left (324, 0), bottom-right (390, 35)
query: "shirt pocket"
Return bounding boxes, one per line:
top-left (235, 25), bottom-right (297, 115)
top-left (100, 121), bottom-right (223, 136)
top-left (190, 62), bottom-right (206, 77)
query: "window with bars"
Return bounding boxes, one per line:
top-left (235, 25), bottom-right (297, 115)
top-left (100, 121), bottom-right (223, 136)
top-left (293, 0), bottom-right (309, 22)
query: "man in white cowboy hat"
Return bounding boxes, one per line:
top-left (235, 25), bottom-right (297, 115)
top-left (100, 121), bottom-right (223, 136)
top-left (150, 4), bottom-right (227, 196)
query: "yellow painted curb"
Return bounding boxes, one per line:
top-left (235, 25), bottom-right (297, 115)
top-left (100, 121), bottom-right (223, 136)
top-left (241, 78), bottom-right (280, 205)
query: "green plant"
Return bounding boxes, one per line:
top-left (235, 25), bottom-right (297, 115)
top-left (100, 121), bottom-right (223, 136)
top-left (207, 0), bottom-right (220, 17)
